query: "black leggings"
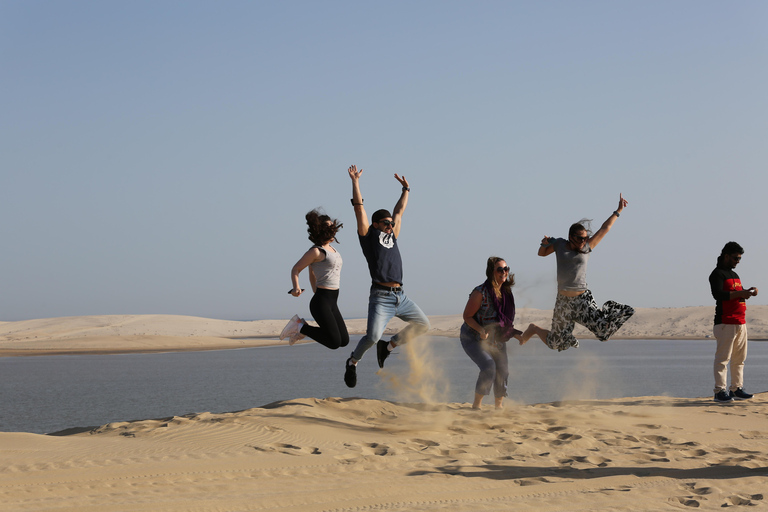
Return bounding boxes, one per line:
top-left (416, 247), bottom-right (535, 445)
top-left (299, 288), bottom-right (350, 350)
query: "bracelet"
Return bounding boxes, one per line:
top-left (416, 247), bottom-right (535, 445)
top-left (613, 210), bottom-right (620, 217)
top-left (402, 187), bottom-right (410, 192)
top-left (351, 198), bottom-right (364, 206)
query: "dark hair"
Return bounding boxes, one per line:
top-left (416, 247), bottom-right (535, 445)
top-left (485, 256), bottom-right (515, 295)
top-left (717, 241), bottom-right (744, 266)
top-left (306, 209), bottom-right (343, 246)
top-left (568, 219), bottom-right (593, 254)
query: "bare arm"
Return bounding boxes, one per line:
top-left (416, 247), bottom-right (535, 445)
top-left (392, 174), bottom-right (409, 238)
top-left (735, 287), bottom-right (759, 300)
top-left (462, 290), bottom-right (489, 339)
top-left (289, 247), bottom-right (324, 296)
top-left (538, 236), bottom-right (555, 257)
top-left (348, 165), bottom-right (369, 236)
top-left (588, 193), bottom-right (628, 249)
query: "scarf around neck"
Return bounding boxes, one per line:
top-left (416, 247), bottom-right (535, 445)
top-left (481, 280), bottom-right (520, 342)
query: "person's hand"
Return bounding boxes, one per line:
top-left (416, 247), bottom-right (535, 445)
top-left (541, 236), bottom-right (552, 245)
top-left (479, 329), bottom-right (489, 340)
top-left (348, 165), bottom-right (363, 181)
top-left (617, 193), bottom-right (628, 213)
top-left (749, 287), bottom-right (758, 297)
top-left (394, 173), bottom-right (409, 189)
top-left (290, 288), bottom-right (304, 297)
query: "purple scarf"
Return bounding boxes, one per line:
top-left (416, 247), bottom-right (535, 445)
top-left (482, 280), bottom-right (521, 342)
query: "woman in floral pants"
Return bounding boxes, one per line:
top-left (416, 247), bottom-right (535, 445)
top-left (523, 194), bottom-right (634, 351)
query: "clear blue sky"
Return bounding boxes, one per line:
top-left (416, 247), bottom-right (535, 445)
top-left (2, 1), bottom-right (766, 321)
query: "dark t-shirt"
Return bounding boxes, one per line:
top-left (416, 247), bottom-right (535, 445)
top-left (359, 228), bottom-right (403, 285)
top-left (709, 265), bottom-right (746, 325)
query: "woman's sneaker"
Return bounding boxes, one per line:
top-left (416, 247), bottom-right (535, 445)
top-left (729, 388), bottom-right (753, 400)
top-left (280, 315), bottom-right (302, 341)
top-left (714, 390), bottom-right (733, 403)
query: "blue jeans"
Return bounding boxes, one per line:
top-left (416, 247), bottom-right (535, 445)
top-left (460, 323), bottom-right (508, 398)
top-left (351, 285), bottom-right (430, 361)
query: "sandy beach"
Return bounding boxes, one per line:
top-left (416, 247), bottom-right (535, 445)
top-left (2, 308), bottom-right (767, 510)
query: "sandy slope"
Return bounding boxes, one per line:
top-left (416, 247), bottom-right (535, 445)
top-left (1, 396), bottom-right (766, 511)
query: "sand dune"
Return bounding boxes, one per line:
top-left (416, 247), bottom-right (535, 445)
top-left (1, 396), bottom-right (766, 511)
top-left (1, 306), bottom-right (767, 356)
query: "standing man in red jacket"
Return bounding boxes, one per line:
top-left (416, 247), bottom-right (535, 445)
top-left (709, 241), bottom-right (759, 403)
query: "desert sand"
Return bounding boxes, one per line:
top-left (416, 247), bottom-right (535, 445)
top-left (1, 308), bottom-right (767, 511)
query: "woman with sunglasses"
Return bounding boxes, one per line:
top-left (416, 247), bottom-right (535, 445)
top-left (460, 256), bottom-right (524, 409)
top-left (280, 209), bottom-right (350, 350)
top-left (524, 194), bottom-right (634, 351)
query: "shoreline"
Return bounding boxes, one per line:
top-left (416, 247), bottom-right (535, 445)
top-left (1, 306), bottom-right (767, 357)
top-left (5, 336), bottom-right (768, 358)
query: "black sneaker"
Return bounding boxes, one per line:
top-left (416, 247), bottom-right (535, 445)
top-left (344, 356), bottom-right (357, 388)
top-left (729, 388), bottom-right (753, 400)
top-left (376, 340), bottom-right (391, 368)
top-left (714, 390), bottom-right (733, 403)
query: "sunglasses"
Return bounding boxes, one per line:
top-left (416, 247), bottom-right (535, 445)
top-left (378, 219), bottom-right (395, 227)
top-left (572, 235), bottom-right (588, 243)
top-left (496, 266), bottom-right (510, 273)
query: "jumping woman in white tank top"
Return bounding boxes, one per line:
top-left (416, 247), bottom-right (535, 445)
top-left (280, 209), bottom-right (350, 350)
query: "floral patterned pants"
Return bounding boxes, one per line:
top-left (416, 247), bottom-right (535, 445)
top-left (546, 289), bottom-right (635, 351)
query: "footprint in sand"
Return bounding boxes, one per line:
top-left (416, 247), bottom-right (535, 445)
top-left (724, 494), bottom-right (764, 506)
top-left (683, 448), bottom-right (708, 458)
top-left (642, 434), bottom-right (672, 445)
top-left (362, 442), bottom-right (395, 456)
top-left (681, 483), bottom-right (716, 496)
top-left (516, 477), bottom-right (553, 486)
top-left (673, 497), bottom-right (701, 507)
top-left (251, 443), bottom-right (321, 455)
top-left (409, 438), bottom-right (440, 448)
top-left (550, 432), bottom-right (583, 446)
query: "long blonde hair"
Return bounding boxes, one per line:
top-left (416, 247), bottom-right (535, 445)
top-left (485, 256), bottom-right (514, 298)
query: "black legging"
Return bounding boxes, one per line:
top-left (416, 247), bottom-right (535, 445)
top-left (299, 288), bottom-right (350, 350)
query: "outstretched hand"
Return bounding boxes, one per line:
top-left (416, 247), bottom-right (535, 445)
top-left (394, 173), bottom-right (409, 189)
top-left (617, 193), bottom-right (628, 213)
top-left (348, 165), bottom-right (363, 181)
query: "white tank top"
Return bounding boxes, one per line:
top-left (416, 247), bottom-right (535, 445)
top-left (310, 245), bottom-right (342, 289)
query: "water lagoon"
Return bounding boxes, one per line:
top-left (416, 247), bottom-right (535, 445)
top-left (2, 337), bottom-right (767, 434)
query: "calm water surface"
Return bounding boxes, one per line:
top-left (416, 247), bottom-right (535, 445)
top-left (2, 337), bottom-right (767, 434)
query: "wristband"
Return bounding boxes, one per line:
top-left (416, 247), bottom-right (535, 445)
top-left (351, 198), bottom-right (364, 206)
top-left (613, 210), bottom-right (620, 217)
top-left (402, 187), bottom-right (410, 192)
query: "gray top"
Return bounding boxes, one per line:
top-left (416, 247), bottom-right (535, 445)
top-left (310, 245), bottom-right (342, 289)
top-left (552, 237), bottom-right (590, 292)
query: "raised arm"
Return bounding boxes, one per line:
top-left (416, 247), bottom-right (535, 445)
top-left (348, 165), bottom-right (369, 236)
top-left (588, 193), bottom-right (628, 249)
top-left (538, 236), bottom-right (555, 257)
top-left (392, 174), bottom-right (409, 238)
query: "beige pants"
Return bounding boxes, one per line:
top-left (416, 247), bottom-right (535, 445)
top-left (713, 323), bottom-right (748, 393)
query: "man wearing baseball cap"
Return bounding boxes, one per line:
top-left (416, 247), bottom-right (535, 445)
top-left (343, 165), bottom-right (430, 388)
